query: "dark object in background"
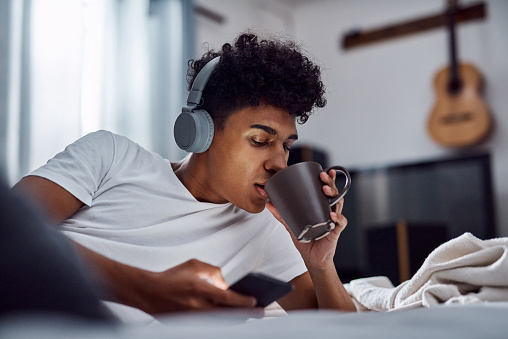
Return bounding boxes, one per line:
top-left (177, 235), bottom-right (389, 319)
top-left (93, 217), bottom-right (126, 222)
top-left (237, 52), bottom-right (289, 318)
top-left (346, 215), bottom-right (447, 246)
top-left (366, 222), bottom-right (448, 285)
top-left (335, 153), bottom-right (496, 283)
top-left (288, 145), bottom-right (328, 168)
top-left (288, 145), bottom-right (349, 192)
top-left (0, 180), bottom-right (114, 322)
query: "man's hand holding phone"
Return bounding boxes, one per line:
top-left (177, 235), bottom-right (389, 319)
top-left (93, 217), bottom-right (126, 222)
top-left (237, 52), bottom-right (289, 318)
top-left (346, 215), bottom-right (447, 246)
top-left (228, 272), bottom-right (294, 307)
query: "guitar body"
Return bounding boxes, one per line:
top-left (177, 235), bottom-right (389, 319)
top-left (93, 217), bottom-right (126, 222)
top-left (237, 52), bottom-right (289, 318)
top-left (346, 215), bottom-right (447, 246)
top-left (427, 62), bottom-right (491, 147)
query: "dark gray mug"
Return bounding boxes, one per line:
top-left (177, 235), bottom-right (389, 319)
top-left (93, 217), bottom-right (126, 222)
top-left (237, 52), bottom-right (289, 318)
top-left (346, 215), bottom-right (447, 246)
top-left (265, 161), bottom-right (351, 243)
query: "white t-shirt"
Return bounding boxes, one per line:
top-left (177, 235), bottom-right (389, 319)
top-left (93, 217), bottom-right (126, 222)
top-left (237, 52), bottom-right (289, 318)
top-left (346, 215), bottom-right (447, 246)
top-left (30, 131), bottom-right (306, 320)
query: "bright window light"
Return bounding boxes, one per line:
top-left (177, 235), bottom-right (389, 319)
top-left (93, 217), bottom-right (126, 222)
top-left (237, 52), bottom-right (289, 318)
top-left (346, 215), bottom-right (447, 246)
top-left (80, 0), bottom-right (104, 135)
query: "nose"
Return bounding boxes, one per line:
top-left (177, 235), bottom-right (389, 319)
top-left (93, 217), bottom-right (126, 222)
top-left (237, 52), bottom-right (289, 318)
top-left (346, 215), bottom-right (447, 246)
top-left (265, 147), bottom-right (288, 174)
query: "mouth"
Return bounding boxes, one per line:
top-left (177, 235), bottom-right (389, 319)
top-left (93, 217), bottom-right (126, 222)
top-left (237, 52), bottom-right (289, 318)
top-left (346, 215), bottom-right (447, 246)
top-left (255, 183), bottom-right (268, 199)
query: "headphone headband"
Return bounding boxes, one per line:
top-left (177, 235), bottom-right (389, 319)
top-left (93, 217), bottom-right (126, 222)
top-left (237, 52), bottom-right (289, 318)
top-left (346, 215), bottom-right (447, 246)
top-left (184, 57), bottom-right (220, 111)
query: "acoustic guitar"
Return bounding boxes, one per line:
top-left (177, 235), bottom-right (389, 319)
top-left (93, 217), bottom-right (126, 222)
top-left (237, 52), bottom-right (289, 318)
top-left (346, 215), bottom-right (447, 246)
top-left (427, 0), bottom-right (491, 147)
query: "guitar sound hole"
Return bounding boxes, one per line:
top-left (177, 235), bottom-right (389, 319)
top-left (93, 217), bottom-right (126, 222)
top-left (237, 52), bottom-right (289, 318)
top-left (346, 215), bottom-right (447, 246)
top-left (447, 80), bottom-right (463, 95)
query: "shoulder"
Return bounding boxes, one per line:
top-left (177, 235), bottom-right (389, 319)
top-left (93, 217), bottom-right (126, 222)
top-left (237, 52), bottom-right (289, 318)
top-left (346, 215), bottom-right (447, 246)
top-left (77, 131), bottom-right (157, 161)
top-left (83, 130), bottom-right (130, 150)
top-left (64, 130), bottom-right (116, 155)
top-left (76, 130), bottom-right (114, 144)
top-left (76, 130), bottom-right (137, 147)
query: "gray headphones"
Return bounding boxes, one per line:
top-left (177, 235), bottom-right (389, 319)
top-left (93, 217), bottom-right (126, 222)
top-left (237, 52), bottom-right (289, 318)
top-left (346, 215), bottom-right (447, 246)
top-left (174, 57), bottom-right (220, 153)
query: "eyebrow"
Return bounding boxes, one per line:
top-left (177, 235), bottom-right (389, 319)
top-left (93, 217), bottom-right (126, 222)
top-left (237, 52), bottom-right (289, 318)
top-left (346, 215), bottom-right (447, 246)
top-left (250, 124), bottom-right (298, 140)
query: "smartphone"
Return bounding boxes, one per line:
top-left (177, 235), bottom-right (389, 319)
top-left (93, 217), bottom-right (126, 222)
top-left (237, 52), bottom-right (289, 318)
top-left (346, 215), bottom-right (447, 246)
top-left (228, 272), bottom-right (294, 307)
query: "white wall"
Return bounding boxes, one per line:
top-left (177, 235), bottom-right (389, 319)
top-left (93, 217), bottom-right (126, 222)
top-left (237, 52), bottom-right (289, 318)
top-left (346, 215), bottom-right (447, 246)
top-left (292, 0), bottom-right (508, 237)
top-left (194, 0), bottom-right (296, 55)
top-left (195, 0), bottom-right (508, 237)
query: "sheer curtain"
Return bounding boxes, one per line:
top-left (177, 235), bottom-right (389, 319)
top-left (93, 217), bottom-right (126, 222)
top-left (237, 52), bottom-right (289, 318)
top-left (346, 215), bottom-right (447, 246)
top-left (1, 0), bottom-right (194, 185)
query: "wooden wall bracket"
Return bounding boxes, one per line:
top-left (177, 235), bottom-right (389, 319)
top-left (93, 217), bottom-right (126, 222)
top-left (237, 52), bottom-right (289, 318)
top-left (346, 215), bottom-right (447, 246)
top-left (194, 5), bottom-right (225, 24)
top-left (341, 2), bottom-right (486, 50)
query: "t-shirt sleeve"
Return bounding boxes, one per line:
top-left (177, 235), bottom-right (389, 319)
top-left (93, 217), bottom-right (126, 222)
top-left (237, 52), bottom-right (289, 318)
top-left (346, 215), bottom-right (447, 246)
top-left (253, 214), bottom-right (308, 283)
top-left (28, 130), bottom-right (116, 206)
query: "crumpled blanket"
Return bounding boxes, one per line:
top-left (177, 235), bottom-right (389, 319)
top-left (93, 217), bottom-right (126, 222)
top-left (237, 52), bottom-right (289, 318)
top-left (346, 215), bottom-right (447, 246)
top-left (344, 232), bottom-right (508, 311)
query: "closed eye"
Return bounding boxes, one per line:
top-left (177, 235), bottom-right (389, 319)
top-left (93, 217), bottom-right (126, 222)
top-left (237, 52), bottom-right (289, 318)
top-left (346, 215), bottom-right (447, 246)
top-left (251, 139), bottom-right (293, 152)
top-left (251, 139), bottom-right (268, 147)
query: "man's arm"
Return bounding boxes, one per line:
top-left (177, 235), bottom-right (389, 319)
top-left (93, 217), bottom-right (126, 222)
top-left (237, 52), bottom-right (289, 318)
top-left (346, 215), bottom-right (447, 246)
top-left (12, 176), bottom-right (84, 225)
top-left (76, 245), bottom-right (256, 313)
top-left (277, 271), bottom-right (317, 310)
top-left (277, 269), bottom-right (354, 311)
top-left (268, 214), bottom-right (356, 311)
top-left (12, 176), bottom-right (256, 313)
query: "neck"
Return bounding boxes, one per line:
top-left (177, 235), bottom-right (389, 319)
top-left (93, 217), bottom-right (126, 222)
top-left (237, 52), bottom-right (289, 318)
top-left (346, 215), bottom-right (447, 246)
top-left (173, 154), bottom-right (226, 204)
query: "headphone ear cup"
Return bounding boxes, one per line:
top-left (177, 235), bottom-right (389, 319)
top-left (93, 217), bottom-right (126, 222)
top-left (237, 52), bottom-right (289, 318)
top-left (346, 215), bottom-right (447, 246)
top-left (174, 110), bottom-right (214, 153)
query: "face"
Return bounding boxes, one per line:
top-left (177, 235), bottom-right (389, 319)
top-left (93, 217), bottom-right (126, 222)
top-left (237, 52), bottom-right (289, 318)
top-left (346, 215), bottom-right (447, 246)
top-left (204, 103), bottom-right (298, 213)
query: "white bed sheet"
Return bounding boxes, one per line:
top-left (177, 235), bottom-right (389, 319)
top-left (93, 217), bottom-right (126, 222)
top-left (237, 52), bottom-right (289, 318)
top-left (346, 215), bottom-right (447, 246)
top-left (1, 303), bottom-right (507, 339)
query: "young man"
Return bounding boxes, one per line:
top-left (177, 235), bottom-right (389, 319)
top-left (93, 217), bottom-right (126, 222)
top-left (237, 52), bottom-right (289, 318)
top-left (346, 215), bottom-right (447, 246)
top-left (13, 32), bottom-right (355, 320)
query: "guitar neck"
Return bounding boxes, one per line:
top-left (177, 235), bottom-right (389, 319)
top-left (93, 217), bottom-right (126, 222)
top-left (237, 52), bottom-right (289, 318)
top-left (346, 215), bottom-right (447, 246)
top-left (447, 0), bottom-right (462, 93)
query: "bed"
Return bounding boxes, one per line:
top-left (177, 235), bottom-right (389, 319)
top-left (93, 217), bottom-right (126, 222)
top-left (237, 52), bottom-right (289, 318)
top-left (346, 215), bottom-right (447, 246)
top-left (1, 302), bottom-right (508, 338)
top-left (2, 184), bottom-right (508, 338)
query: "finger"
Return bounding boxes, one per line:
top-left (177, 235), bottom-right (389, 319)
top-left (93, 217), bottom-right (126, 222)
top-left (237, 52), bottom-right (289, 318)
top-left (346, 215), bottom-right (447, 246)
top-left (320, 170), bottom-right (339, 197)
top-left (330, 211), bottom-right (347, 232)
top-left (180, 265), bottom-right (257, 309)
top-left (319, 170), bottom-right (335, 187)
top-left (183, 259), bottom-right (229, 290)
top-left (328, 168), bottom-right (337, 182)
top-left (200, 271), bottom-right (229, 290)
top-left (326, 196), bottom-right (344, 220)
top-left (204, 284), bottom-right (257, 308)
top-left (333, 197), bottom-right (345, 214)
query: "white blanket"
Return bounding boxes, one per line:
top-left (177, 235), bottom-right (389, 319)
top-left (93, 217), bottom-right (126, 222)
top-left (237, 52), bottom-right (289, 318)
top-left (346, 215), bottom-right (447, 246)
top-left (345, 232), bottom-right (508, 311)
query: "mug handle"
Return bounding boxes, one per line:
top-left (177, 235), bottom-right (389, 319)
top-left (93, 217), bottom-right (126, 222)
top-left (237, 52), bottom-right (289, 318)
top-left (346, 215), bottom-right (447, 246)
top-left (324, 166), bottom-right (351, 206)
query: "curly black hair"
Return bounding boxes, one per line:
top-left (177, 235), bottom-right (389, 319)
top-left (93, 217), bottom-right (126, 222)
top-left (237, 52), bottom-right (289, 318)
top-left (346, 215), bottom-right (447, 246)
top-left (187, 32), bottom-right (326, 129)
